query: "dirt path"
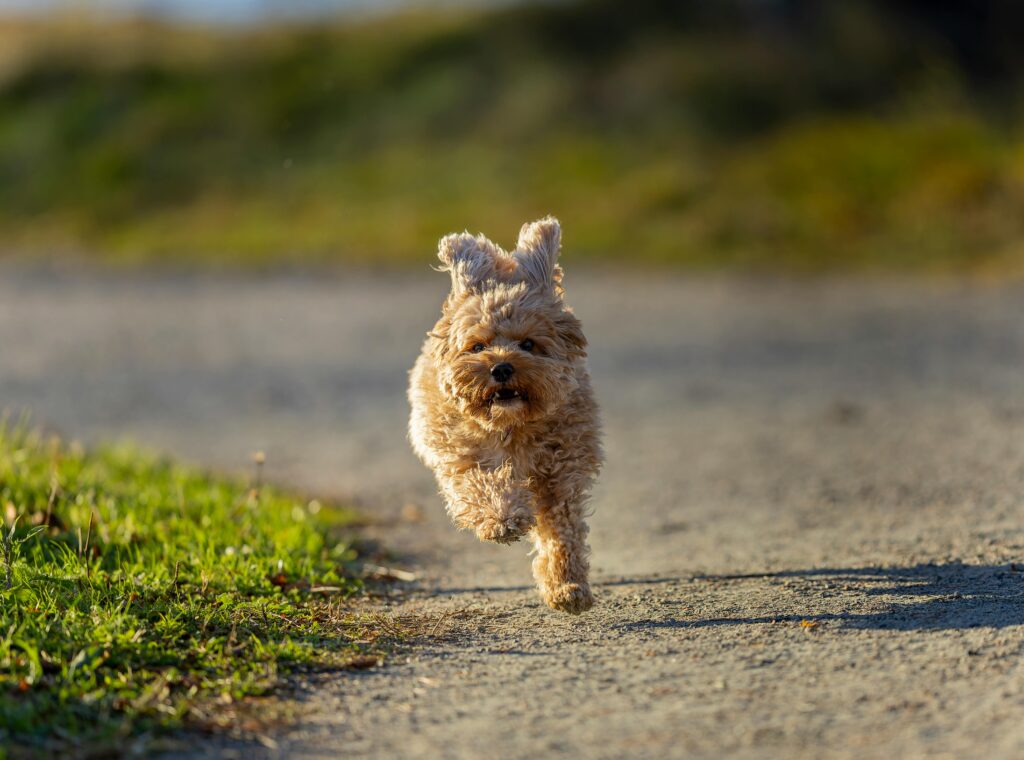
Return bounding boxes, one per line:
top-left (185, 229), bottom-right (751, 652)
top-left (3, 268), bottom-right (1023, 758)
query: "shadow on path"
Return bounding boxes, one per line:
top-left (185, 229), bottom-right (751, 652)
top-left (423, 563), bottom-right (1023, 632)
top-left (427, 575), bottom-right (685, 596)
top-left (621, 562), bottom-right (1024, 632)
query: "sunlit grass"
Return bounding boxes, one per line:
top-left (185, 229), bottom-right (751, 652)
top-left (0, 425), bottom-right (378, 752)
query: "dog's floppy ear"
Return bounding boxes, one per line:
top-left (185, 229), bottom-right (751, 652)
top-left (554, 310), bottom-right (587, 359)
top-left (513, 216), bottom-right (564, 294)
top-left (437, 232), bottom-right (501, 294)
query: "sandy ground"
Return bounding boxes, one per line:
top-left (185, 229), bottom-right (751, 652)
top-left (2, 267), bottom-right (1023, 759)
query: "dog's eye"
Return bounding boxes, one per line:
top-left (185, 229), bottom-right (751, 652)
top-left (519, 339), bottom-right (534, 352)
top-left (470, 343), bottom-right (486, 353)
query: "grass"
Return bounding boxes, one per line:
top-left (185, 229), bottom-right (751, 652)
top-left (0, 424), bottom-right (389, 753)
top-left (1, 1), bottom-right (1024, 273)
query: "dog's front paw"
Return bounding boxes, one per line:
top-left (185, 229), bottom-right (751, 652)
top-left (541, 582), bottom-right (594, 614)
top-left (475, 509), bottom-right (536, 545)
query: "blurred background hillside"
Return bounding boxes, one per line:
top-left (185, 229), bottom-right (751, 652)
top-left (2, 0), bottom-right (1024, 272)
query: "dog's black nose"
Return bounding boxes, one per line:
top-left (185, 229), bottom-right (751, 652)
top-left (490, 363), bottom-right (515, 382)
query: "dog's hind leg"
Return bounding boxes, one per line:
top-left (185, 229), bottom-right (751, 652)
top-left (531, 478), bottom-right (594, 614)
top-left (440, 462), bottom-right (536, 544)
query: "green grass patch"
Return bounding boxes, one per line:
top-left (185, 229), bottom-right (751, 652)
top-left (0, 425), bottom-right (382, 753)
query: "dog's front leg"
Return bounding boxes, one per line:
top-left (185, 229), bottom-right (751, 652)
top-left (440, 462), bottom-right (536, 544)
top-left (531, 481), bottom-right (594, 614)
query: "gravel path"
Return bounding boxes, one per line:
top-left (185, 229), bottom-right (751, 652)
top-left (2, 268), bottom-right (1023, 758)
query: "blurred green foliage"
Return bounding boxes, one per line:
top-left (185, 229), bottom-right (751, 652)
top-left (1, 0), bottom-right (1024, 271)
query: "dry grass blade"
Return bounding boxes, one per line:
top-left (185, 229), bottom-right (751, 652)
top-left (429, 611), bottom-right (452, 636)
top-left (370, 612), bottom-right (406, 638)
top-left (362, 563), bottom-right (417, 582)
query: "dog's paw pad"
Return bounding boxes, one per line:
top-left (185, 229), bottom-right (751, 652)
top-left (475, 511), bottom-right (535, 545)
top-left (542, 582), bottom-right (594, 614)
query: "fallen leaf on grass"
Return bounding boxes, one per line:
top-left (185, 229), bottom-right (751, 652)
top-left (800, 619), bottom-right (820, 631)
top-left (345, 655), bottom-right (381, 670)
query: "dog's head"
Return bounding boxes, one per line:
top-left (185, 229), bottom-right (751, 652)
top-left (428, 217), bottom-right (587, 430)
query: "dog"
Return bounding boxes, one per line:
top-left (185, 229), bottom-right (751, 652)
top-left (408, 217), bottom-right (602, 613)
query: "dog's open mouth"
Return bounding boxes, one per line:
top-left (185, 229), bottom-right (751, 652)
top-left (489, 387), bottom-right (528, 406)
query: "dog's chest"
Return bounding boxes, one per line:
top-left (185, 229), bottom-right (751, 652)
top-left (474, 427), bottom-right (548, 476)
